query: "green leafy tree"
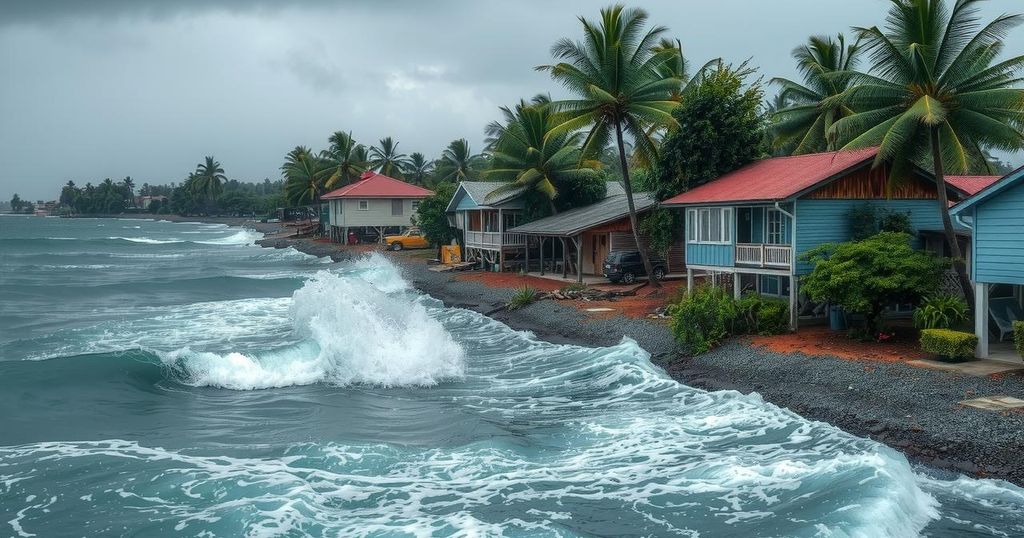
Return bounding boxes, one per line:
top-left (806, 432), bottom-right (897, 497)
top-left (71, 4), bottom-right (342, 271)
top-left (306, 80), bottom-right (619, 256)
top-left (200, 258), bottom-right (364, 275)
top-left (770, 34), bottom-right (863, 155)
top-left (122, 176), bottom-right (136, 207)
top-left (59, 181), bottom-right (78, 208)
top-left (415, 181), bottom-right (458, 252)
top-left (323, 131), bottom-right (369, 190)
top-left (801, 232), bottom-right (948, 333)
top-left (829, 0), bottom-right (1024, 307)
top-left (433, 139), bottom-right (483, 184)
top-left (9, 193), bottom-right (24, 212)
top-left (539, 5), bottom-right (682, 287)
top-left (651, 62), bottom-right (766, 200)
top-left (483, 96), bottom-right (603, 215)
top-left (369, 137), bottom-right (411, 179)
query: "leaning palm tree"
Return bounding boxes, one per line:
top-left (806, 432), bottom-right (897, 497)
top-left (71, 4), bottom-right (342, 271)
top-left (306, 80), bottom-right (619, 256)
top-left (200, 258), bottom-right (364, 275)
top-left (322, 131), bottom-right (369, 189)
top-left (770, 34), bottom-right (863, 154)
top-left (829, 0), bottom-right (1024, 306)
top-left (404, 152), bottom-right (434, 186)
top-left (369, 137), bottom-right (411, 179)
top-left (192, 156), bottom-right (226, 213)
top-left (483, 98), bottom-right (601, 213)
top-left (433, 139), bottom-right (483, 184)
top-left (538, 5), bottom-right (682, 287)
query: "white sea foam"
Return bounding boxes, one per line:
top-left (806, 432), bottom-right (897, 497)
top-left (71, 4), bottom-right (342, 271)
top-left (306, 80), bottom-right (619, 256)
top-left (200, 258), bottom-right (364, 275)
top-left (109, 236), bottom-right (184, 244)
top-left (194, 229), bottom-right (262, 246)
top-left (162, 261), bottom-right (464, 390)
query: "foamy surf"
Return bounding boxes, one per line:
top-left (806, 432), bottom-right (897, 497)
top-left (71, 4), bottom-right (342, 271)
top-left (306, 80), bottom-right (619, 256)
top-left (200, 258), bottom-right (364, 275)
top-left (160, 268), bottom-right (464, 389)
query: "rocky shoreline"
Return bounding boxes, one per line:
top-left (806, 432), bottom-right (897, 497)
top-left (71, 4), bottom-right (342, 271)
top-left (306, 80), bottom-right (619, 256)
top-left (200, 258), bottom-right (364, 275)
top-left (108, 216), bottom-right (1024, 486)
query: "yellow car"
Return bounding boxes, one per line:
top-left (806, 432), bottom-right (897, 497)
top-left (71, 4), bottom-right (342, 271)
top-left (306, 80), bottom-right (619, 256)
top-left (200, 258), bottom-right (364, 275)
top-left (385, 229), bottom-right (430, 251)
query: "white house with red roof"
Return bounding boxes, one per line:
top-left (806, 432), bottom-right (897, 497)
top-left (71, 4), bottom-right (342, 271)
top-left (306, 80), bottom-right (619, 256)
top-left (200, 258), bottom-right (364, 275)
top-left (322, 171), bottom-right (434, 243)
top-left (661, 148), bottom-right (999, 328)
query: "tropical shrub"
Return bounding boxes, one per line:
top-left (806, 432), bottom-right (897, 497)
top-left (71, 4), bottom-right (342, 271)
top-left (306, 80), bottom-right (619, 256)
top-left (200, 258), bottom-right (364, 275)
top-left (801, 232), bottom-right (947, 333)
top-left (919, 329), bottom-right (978, 361)
top-left (1014, 321), bottom-right (1024, 359)
top-left (507, 286), bottom-right (538, 311)
top-left (416, 181), bottom-right (458, 248)
top-left (561, 283), bottom-right (588, 293)
top-left (913, 294), bottom-right (969, 330)
top-left (671, 286), bottom-right (738, 354)
top-left (734, 294), bottom-right (790, 336)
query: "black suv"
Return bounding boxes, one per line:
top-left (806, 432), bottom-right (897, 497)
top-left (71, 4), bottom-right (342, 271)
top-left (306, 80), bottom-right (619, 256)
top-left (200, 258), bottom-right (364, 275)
top-left (602, 251), bottom-right (667, 284)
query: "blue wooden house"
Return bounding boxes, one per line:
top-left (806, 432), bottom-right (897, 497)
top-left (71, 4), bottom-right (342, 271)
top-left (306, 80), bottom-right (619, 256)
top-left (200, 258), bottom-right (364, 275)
top-left (950, 166), bottom-right (1024, 360)
top-left (445, 181), bottom-right (529, 269)
top-left (662, 148), bottom-right (987, 328)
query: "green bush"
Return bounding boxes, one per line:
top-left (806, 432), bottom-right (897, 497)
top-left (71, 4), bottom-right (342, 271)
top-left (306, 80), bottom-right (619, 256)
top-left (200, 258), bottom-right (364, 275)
top-left (913, 294), bottom-right (969, 330)
top-left (507, 286), bottom-right (538, 311)
top-left (920, 329), bottom-right (978, 361)
top-left (671, 286), bottom-right (737, 354)
top-left (801, 232), bottom-right (947, 333)
top-left (735, 294), bottom-right (790, 336)
top-left (1014, 321), bottom-right (1024, 358)
top-left (561, 282), bottom-right (588, 293)
top-left (671, 288), bottom-right (789, 353)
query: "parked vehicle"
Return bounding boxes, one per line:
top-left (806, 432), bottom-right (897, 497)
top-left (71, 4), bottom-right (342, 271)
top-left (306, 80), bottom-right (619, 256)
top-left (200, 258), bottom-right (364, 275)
top-left (385, 229), bottom-right (430, 251)
top-left (602, 251), bottom-right (666, 284)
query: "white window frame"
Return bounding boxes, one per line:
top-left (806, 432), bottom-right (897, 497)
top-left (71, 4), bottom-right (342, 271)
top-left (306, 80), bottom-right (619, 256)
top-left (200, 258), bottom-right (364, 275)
top-left (411, 200), bottom-right (420, 211)
top-left (765, 208), bottom-right (784, 245)
top-left (357, 200), bottom-right (369, 211)
top-left (686, 207), bottom-right (733, 245)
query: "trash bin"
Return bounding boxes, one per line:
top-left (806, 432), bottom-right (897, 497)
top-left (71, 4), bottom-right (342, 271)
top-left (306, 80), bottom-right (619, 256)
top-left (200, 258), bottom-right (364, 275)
top-left (829, 306), bottom-right (847, 331)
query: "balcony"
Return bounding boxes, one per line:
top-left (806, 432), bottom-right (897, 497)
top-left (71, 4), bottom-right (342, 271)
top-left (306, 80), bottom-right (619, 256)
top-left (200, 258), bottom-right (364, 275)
top-left (465, 230), bottom-right (526, 250)
top-left (736, 243), bottom-right (792, 269)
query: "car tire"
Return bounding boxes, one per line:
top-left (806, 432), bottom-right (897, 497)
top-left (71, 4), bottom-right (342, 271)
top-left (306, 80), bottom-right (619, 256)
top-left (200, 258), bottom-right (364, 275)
top-left (390, 242), bottom-right (403, 251)
top-left (622, 272), bottom-right (636, 284)
top-left (652, 267), bottom-right (666, 281)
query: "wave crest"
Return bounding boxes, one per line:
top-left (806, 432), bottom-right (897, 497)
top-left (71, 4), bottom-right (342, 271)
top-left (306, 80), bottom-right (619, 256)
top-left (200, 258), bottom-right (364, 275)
top-left (162, 264), bottom-right (464, 390)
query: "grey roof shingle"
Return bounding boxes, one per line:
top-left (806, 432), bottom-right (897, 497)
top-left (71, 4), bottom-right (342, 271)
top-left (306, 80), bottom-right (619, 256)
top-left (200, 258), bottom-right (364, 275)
top-left (508, 192), bottom-right (657, 237)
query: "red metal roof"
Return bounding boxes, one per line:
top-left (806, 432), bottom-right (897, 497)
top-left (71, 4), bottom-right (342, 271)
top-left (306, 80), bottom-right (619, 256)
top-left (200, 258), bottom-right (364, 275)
top-left (321, 171), bottom-right (434, 199)
top-left (662, 148), bottom-right (880, 205)
top-left (946, 175), bottom-right (1001, 196)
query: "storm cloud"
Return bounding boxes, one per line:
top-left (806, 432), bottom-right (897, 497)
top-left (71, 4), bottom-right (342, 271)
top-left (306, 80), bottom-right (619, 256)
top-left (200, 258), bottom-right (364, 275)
top-left (2, 0), bottom-right (1022, 199)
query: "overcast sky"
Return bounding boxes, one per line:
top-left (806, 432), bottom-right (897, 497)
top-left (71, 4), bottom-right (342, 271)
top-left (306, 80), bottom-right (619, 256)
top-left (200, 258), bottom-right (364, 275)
top-left (2, 0), bottom-right (1023, 200)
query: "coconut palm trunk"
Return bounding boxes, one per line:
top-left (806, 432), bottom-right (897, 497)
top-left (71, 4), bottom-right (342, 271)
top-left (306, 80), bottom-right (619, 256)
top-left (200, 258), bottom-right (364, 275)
top-left (930, 126), bottom-right (974, 309)
top-left (614, 120), bottom-right (658, 287)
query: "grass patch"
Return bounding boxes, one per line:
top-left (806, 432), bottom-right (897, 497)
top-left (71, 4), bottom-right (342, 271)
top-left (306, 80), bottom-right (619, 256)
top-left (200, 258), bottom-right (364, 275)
top-left (508, 286), bottom-right (538, 311)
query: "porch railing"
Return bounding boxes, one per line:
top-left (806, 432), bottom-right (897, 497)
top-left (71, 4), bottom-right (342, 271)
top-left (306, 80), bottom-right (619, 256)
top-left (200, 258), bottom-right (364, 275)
top-left (465, 231), bottom-right (526, 250)
top-left (735, 243), bottom-right (792, 268)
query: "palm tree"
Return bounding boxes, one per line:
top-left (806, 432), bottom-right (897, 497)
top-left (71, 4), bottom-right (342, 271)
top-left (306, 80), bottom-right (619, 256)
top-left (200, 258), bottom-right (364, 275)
top-left (369, 137), bottom-right (411, 179)
top-left (192, 156), bottom-right (226, 212)
top-left (322, 131), bottom-right (369, 190)
top-left (433, 139), bottom-right (483, 184)
top-left (770, 34), bottom-right (863, 154)
top-left (829, 0), bottom-right (1024, 306)
top-left (538, 5), bottom-right (682, 287)
top-left (122, 176), bottom-right (136, 207)
top-left (483, 98), bottom-right (600, 213)
top-left (404, 152), bottom-right (434, 186)
top-left (282, 146), bottom-right (332, 227)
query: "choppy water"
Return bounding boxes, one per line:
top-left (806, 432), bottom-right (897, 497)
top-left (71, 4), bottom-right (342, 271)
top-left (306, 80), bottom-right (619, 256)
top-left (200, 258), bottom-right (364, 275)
top-left (1, 216), bottom-right (1023, 537)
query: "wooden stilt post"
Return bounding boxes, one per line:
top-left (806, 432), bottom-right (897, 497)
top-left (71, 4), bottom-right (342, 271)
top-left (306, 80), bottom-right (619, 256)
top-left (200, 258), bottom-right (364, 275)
top-left (575, 235), bottom-right (583, 283)
top-left (976, 282), bottom-right (989, 358)
top-left (540, 237), bottom-right (546, 276)
top-left (733, 272), bottom-right (742, 299)
top-left (687, 268), bottom-right (694, 295)
top-left (561, 238), bottom-right (568, 278)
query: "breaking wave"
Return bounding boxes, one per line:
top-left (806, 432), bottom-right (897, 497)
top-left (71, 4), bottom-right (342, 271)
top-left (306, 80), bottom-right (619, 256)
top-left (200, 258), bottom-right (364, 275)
top-left (160, 267), bottom-right (464, 390)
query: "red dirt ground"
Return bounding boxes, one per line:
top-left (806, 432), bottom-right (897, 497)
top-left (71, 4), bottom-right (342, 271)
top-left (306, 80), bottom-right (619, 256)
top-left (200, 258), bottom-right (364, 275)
top-left (453, 270), bottom-right (684, 319)
top-left (749, 325), bottom-right (931, 363)
top-left (453, 272), bottom-right (564, 293)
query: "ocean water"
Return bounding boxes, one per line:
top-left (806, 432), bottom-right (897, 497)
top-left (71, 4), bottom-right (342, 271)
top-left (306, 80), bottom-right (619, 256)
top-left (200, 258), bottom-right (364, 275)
top-left (1, 216), bottom-right (1023, 538)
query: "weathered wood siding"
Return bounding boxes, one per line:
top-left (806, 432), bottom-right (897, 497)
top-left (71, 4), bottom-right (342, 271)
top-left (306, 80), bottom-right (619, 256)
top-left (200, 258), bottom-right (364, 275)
top-left (804, 165), bottom-right (939, 200)
top-left (972, 181), bottom-right (1024, 285)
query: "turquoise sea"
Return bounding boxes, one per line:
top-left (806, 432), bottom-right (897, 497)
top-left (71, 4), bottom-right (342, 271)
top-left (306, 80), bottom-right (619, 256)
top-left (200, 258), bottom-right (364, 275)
top-left (1, 216), bottom-right (1023, 537)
